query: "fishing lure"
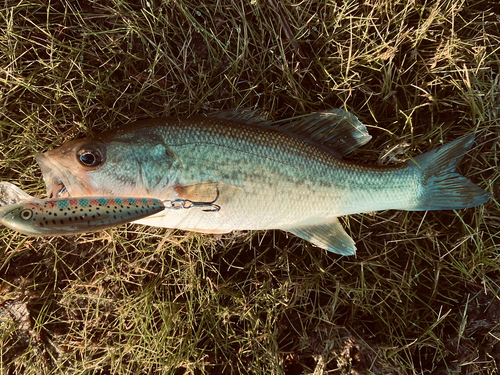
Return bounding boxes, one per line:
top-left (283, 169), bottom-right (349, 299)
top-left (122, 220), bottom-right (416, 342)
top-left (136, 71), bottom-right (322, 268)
top-left (0, 196), bottom-right (165, 236)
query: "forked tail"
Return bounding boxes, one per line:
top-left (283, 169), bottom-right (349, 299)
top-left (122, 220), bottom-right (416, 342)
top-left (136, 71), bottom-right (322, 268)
top-left (410, 134), bottom-right (490, 211)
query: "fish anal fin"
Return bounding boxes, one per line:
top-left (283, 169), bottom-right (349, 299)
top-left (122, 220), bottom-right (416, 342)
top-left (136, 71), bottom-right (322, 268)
top-left (278, 109), bottom-right (372, 156)
top-left (285, 219), bottom-right (356, 256)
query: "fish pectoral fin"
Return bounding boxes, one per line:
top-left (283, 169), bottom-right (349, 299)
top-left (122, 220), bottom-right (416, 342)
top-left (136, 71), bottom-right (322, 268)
top-left (285, 219), bottom-right (356, 256)
top-left (174, 182), bottom-right (241, 203)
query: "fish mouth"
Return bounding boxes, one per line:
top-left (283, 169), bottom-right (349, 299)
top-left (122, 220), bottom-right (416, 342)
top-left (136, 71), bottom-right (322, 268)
top-left (35, 153), bottom-right (72, 198)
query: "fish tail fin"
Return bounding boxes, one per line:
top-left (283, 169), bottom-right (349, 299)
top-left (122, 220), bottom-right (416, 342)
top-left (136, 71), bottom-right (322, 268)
top-left (410, 134), bottom-right (490, 211)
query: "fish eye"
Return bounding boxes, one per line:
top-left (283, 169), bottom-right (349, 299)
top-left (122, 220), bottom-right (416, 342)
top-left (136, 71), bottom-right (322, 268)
top-left (20, 209), bottom-right (33, 221)
top-left (77, 147), bottom-right (104, 169)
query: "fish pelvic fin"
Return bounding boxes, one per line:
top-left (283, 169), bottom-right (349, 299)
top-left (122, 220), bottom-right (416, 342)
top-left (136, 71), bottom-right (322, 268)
top-left (410, 134), bottom-right (490, 211)
top-left (285, 219), bottom-right (356, 256)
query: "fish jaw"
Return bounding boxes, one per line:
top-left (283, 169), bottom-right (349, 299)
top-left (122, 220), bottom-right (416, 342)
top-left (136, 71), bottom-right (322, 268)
top-left (35, 139), bottom-right (99, 198)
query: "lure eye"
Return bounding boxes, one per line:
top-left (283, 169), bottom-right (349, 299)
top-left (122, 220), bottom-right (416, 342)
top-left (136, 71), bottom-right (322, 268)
top-left (20, 209), bottom-right (33, 221)
top-left (77, 147), bottom-right (104, 169)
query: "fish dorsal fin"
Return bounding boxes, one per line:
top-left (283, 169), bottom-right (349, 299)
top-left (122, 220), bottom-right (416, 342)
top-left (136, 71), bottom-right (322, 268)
top-left (206, 108), bottom-right (270, 125)
top-left (277, 109), bottom-right (372, 156)
top-left (207, 107), bottom-right (371, 156)
top-left (285, 219), bottom-right (356, 256)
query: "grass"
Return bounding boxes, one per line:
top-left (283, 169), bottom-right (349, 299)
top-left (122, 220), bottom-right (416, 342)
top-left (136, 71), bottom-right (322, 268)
top-left (0, 0), bottom-right (499, 373)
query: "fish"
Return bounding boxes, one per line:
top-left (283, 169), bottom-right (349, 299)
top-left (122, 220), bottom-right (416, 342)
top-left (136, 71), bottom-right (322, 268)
top-left (0, 196), bottom-right (165, 236)
top-left (34, 108), bottom-right (490, 255)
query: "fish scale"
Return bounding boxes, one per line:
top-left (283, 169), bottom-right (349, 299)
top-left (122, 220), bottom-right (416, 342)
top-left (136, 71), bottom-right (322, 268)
top-left (0, 197), bottom-right (165, 236)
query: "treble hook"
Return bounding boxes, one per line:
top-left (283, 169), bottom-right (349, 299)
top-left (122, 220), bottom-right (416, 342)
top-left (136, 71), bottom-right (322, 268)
top-left (163, 188), bottom-right (220, 212)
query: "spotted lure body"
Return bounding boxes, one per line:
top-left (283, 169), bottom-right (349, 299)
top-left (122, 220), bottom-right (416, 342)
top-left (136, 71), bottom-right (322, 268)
top-left (0, 196), bottom-right (165, 236)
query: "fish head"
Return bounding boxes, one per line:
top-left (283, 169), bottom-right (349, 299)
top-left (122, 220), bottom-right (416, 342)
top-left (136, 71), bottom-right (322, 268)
top-left (35, 138), bottom-right (106, 198)
top-left (35, 134), bottom-right (179, 199)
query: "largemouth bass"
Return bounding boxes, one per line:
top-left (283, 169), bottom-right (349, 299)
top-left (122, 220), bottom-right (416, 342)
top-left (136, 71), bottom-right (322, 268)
top-left (0, 194), bottom-right (165, 236)
top-left (35, 109), bottom-right (490, 255)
